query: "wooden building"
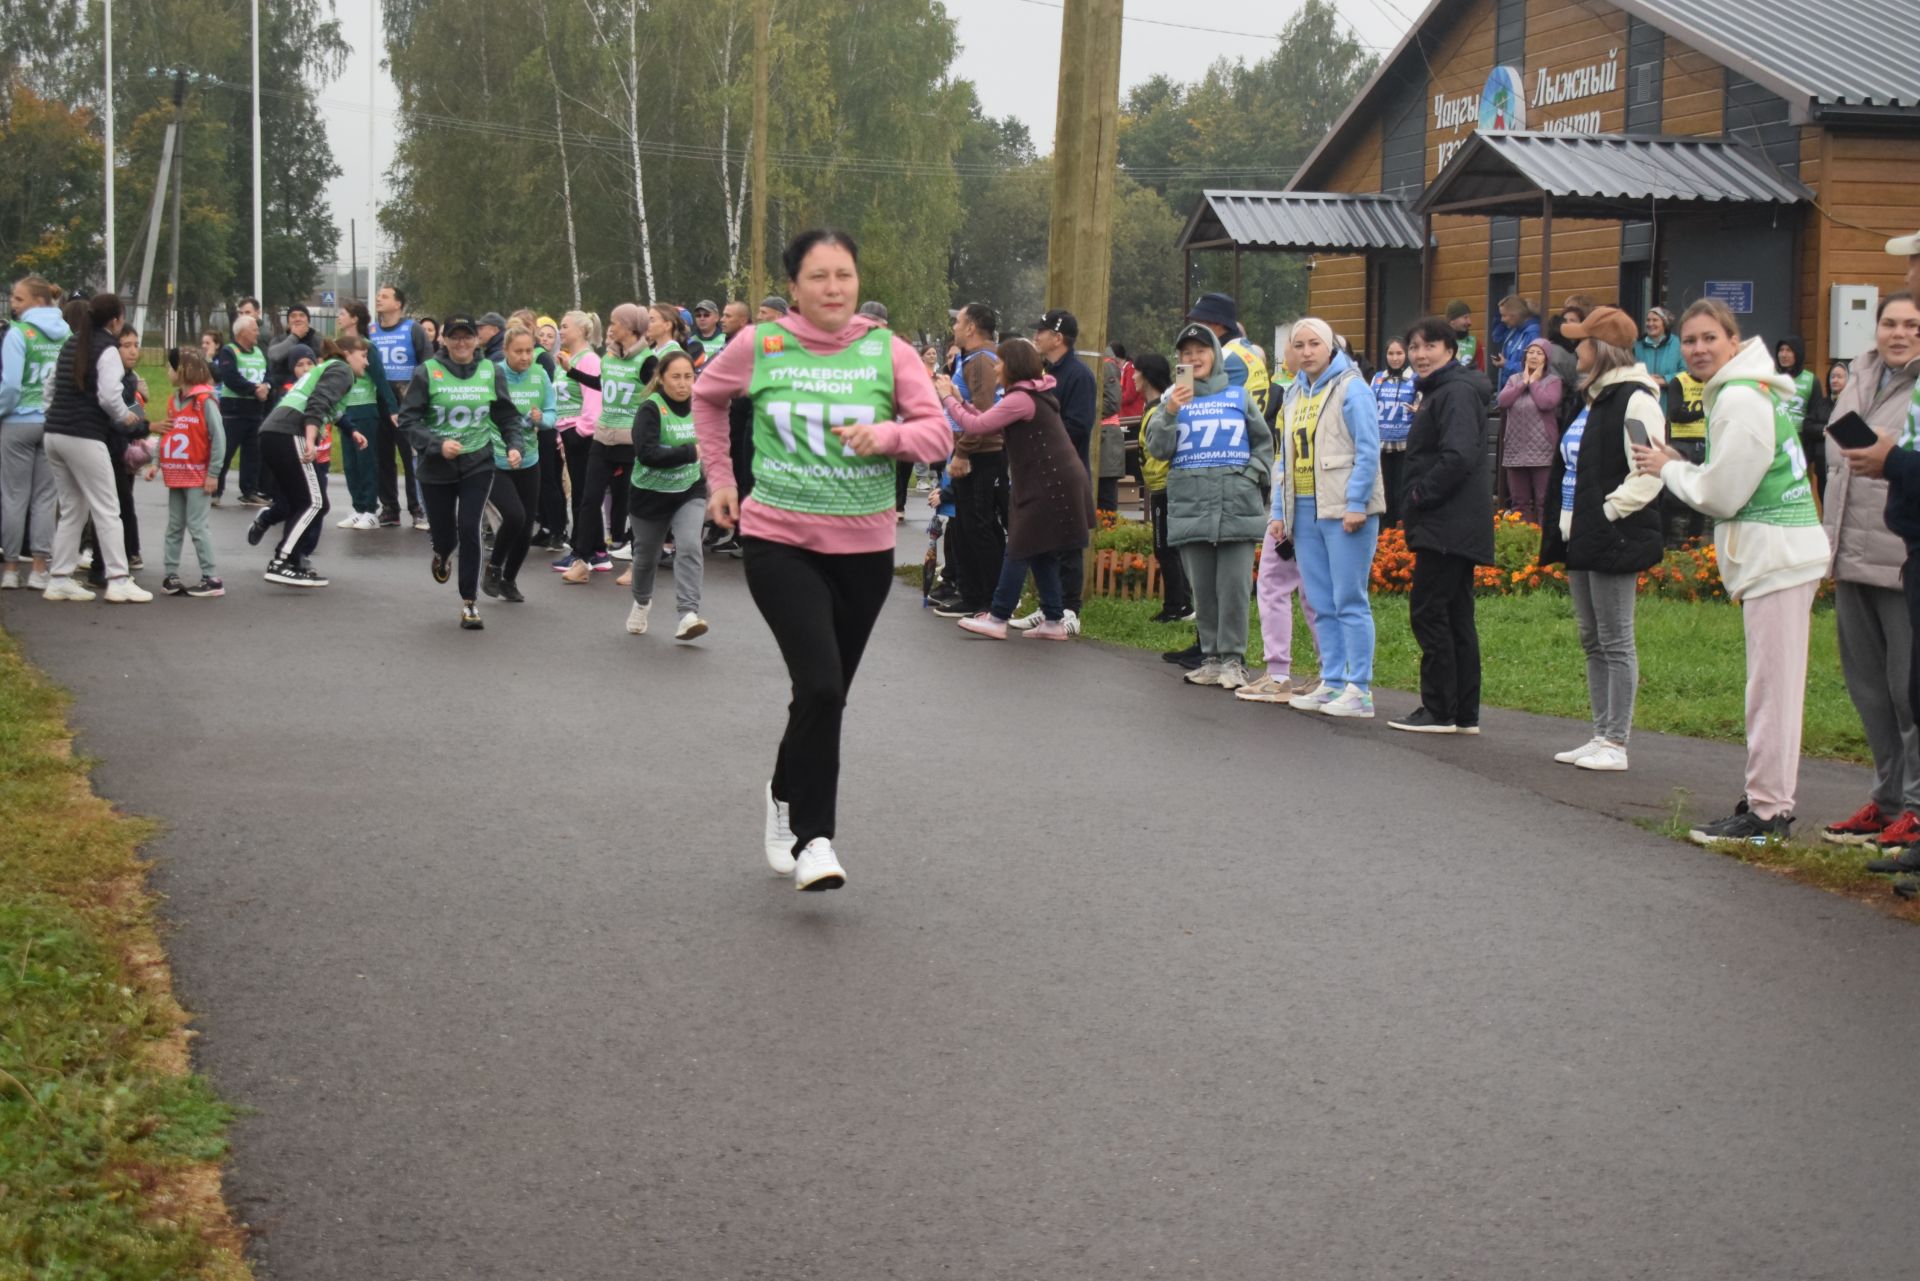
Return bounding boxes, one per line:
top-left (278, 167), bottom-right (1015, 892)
top-left (1183, 0), bottom-right (1920, 364)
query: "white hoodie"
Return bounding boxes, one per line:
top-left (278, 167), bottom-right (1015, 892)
top-left (1660, 336), bottom-right (1830, 601)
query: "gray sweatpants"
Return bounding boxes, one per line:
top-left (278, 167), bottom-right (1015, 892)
top-left (1570, 569), bottom-right (1639, 745)
top-left (1180, 539), bottom-right (1258, 661)
top-left (45, 433), bottom-right (129, 581)
top-left (0, 418), bottom-right (56, 560)
top-left (627, 495), bottom-right (705, 615)
top-left (163, 486), bottom-right (217, 579)
top-left (1835, 579), bottom-right (1920, 813)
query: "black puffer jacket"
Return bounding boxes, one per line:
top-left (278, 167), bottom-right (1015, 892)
top-left (1538, 376), bottom-right (1666, 574)
top-left (1402, 361), bottom-right (1495, 564)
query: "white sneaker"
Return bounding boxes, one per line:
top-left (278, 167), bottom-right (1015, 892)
top-left (794, 838), bottom-right (847, 892)
top-left (1062, 609), bottom-right (1081, 636)
top-left (104, 578), bottom-right (153, 603)
top-left (337, 512), bottom-right (361, 528)
top-left (0, 569), bottom-right (17, 590)
top-left (1554, 737), bottom-right (1606, 765)
top-left (78, 548), bottom-right (93, 569)
top-left (626, 602), bottom-right (650, 634)
top-left (1575, 742), bottom-right (1630, 772)
top-left (764, 783), bottom-right (797, 875)
top-left (27, 568), bottom-right (50, 591)
top-left (1007, 608), bottom-right (1044, 631)
top-left (1217, 659), bottom-right (1251, 690)
top-left (412, 515), bottom-right (432, 531)
top-left (1289, 679), bottom-right (1336, 711)
top-left (675, 611), bottom-right (709, 641)
top-left (360, 512), bottom-right (381, 529)
top-left (610, 542), bottom-right (634, 562)
top-left (42, 576), bottom-right (95, 602)
top-left (1320, 684), bottom-right (1374, 718)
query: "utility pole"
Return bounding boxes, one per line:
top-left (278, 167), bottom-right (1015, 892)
top-left (746, 0), bottom-right (770, 308)
top-left (166, 86), bottom-right (184, 348)
top-left (131, 72), bottom-right (188, 336)
top-left (104, 0), bottom-right (115, 290)
top-left (366, 0), bottom-right (378, 304)
top-left (1045, 0), bottom-right (1123, 522)
top-left (251, 0), bottom-right (264, 308)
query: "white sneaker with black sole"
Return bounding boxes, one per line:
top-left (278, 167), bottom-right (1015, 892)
top-left (1008, 608), bottom-right (1043, 631)
top-left (794, 838), bottom-right (846, 891)
top-left (764, 783), bottom-right (797, 875)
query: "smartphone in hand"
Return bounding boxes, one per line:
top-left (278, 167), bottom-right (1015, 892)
top-left (1624, 417), bottom-right (1652, 449)
top-left (1174, 364), bottom-right (1194, 395)
top-left (1827, 411), bottom-right (1878, 451)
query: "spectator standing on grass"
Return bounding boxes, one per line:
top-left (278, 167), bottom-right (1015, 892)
top-left (1145, 322), bottom-right (1272, 690)
top-left (1372, 337), bottom-right (1416, 526)
top-left (1632, 299), bottom-right (1830, 847)
top-left (1776, 335), bottom-right (1829, 500)
top-left (1386, 316), bottom-right (1495, 736)
top-left (1494, 340), bottom-right (1562, 526)
top-left (1531, 307), bottom-right (1668, 769)
top-left (1276, 318), bottom-right (1384, 719)
top-left (1816, 292), bottom-right (1920, 854)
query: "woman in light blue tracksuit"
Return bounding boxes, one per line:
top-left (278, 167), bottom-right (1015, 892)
top-left (1273, 317), bottom-right (1385, 719)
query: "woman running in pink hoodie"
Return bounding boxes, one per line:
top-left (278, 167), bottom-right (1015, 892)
top-left (694, 228), bottom-right (951, 892)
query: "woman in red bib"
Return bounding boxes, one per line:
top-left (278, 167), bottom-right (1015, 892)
top-left (694, 229), bottom-right (951, 892)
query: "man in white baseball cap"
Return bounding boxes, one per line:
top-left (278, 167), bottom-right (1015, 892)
top-left (1888, 229), bottom-right (1920, 294)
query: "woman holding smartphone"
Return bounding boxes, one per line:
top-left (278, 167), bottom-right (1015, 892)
top-left (1633, 300), bottom-right (1830, 845)
top-left (1816, 293), bottom-right (1920, 854)
top-left (1531, 307), bottom-right (1668, 768)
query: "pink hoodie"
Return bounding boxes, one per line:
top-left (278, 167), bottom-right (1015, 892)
top-left (693, 312), bottom-right (952, 554)
top-left (558, 348), bottom-right (601, 438)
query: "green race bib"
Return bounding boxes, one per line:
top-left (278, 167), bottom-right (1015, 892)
top-left (277, 359), bottom-right (344, 417)
top-left (341, 372), bottom-right (378, 410)
top-left (745, 322), bottom-right (895, 517)
top-left (421, 358), bottom-right (499, 456)
top-left (599, 350), bottom-right (645, 431)
top-left (9, 323), bottom-right (64, 416)
top-left (226, 342), bottom-right (266, 384)
top-left (631, 393), bottom-right (701, 493)
top-left (494, 362), bottom-right (546, 469)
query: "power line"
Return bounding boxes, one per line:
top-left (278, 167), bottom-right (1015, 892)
top-left (1006, 0), bottom-right (1400, 50)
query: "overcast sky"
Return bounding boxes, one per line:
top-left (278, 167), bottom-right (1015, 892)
top-left (318, 0), bottom-right (1414, 269)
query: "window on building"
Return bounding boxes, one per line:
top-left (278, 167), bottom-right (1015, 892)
top-left (1495, 0), bottom-right (1525, 67)
top-left (1626, 17), bottom-right (1663, 134)
top-left (1725, 72), bottom-right (1797, 176)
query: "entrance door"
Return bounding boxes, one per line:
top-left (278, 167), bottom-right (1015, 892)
top-left (1661, 210), bottom-right (1796, 348)
top-left (1377, 253), bottom-right (1422, 363)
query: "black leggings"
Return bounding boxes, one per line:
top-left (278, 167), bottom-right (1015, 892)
top-left (570, 438), bottom-right (632, 558)
top-left (259, 432), bottom-right (327, 560)
top-left (488, 465), bottom-right (540, 581)
top-left (422, 467), bottom-right (494, 601)
top-left (742, 537), bottom-right (895, 851)
top-left (536, 428), bottom-right (567, 534)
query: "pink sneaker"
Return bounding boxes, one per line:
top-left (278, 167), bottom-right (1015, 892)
top-left (1025, 618), bottom-right (1071, 641)
top-left (957, 613), bottom-right (1008, 639)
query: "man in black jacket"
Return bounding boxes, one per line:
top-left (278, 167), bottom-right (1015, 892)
top-left (1389, 315), bottom-right (1495, 734)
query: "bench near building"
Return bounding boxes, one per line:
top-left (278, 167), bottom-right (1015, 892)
top-left (1178, 0), bottom-right (1920, 364)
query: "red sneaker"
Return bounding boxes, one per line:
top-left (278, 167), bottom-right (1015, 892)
top-left (1874, 810), bottom-right (1920, 852)
top-left (1822, 801), bottom-right (1888, 846)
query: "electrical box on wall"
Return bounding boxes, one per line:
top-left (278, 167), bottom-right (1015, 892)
top-left (1831, 285), bottom-right (1880, 360)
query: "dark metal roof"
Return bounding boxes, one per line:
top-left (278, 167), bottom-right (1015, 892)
top-left (1615, 0), bottom-right (1920, 112)
top-left (1412, 131), bottom-right (1812, 218)
top-left (1177, 191), bottom-right (1423, 254)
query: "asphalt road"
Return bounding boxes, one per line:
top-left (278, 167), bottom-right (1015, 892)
top-left (6, 482), bottom-right (1920, 1280)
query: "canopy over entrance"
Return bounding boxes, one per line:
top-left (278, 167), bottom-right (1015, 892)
top-left (1410, 130), bottom-right (1812, 306)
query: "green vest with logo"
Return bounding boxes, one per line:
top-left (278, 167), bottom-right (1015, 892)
top-left (421, 358), bottom-right (500, 455)
top-left (1781, 368), bottom-right (1816, 429)
top-left (9, 322), bottom-right (65, 416)
top-left (631, 393), bottom-right (701, 493)
top-left (226, 342), bottom-right (266, 385)
top-left (495, 362), bottom-right (548, 469)
top-left (746, 322), bottom-right (896, 517)
top-left (554, 355), bottom-right (583, 418)
top-left (341, 371), bottom-right (378, 410)
top-left (1455, 334), bottom-right (1478, 368)
top-left (599, 349), bottom-right (646, 431)
top-left (1722, 379), bottom-right (1819, 528)
top-left (277, 359), bottom-right (345, 418)
top-left (1902, 380), bottom-right (1920, 450)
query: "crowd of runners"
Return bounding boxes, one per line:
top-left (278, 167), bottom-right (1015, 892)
top-left (6, 226), bottom-right (1920, 887)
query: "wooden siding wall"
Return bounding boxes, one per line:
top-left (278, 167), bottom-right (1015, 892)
top-left (1303, 0), bottom-right (1918, 359)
